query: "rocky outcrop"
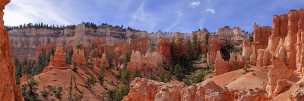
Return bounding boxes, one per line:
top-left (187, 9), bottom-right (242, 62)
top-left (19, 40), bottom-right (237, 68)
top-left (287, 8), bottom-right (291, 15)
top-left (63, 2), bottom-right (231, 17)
top-left (253, 23), bottom-right (272, 50)
top-left (72, 48), bottom-right (86, 66)
top-left (157, 37), bottom-right (171, 60)
top-left (98, 53), bottom-right (109, 68)
top-left (123, 78), bottom-right (233, 101)
top-left (273, 79), bottom-right (293, 96)
top-left (0, 0), bottom-right (23, 100)
top-left (291, 82), bottom-right (304, 101)
top-left (207, 37), bottom-right (221, 65)
top-left (234, 88), bottom-right (268, 101)
top-left (242, 40), bottom-right (252, 62)
top-left (266, 46), bottom-right (293, 97)
top-left (127, 51), bottom-right (163, 75)
top-left (214, 51), bottom-right (232, 75)
top-left (122, 78), bottom-right (164, 101)
top-left (49, 47), bottom-right (67, 67)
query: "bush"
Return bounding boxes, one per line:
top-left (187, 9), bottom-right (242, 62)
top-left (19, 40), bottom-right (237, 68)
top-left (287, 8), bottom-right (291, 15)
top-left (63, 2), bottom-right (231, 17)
top-left (107, 83), bottom-right (129, 101)
top-left (183, 68), bottom-right (211, 85)
top-left (98, 66), bottom-right (105, 84)
top-left (48, 86), bottom-right (63, 99)
top-left (22, 79), bottom-right (39, 101)
top-left (85, 75), bottom-right (96, 88)
top-left (40, 89), bottom-right (49, 98)
top-left (160, 73), bottom-right (171, 83)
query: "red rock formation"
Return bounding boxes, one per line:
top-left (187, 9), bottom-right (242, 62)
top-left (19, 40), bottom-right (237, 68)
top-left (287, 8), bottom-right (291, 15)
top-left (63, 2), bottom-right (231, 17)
top-left (266, 46), bottom-right (293, 97)
top-left (291, 82), bottom-right (304, 101)
top-left (127, 51), bottom-right (143, 72)
top-left (72, 48), bottom-right (86, 66)
top-left (233, 88), bottom-right (268, 101)
top-left (130, 37), bottom-right (149, 54)
top-left (242, 40), bottom-right (252, 61)
top-left (123, 78), bottom-right (233, 101)
top-left (256, 49), bottom-right (265, 67)
top-left (0, 0), bottom-right (23, 100)
top-left (250, 48), bottom-right (257, 65)
top-left (122, 78), bottom-right (164, 101)
top-left (273, 79), bottom-right (293, 96)
top-left (253, 23), bottom-right (272, 50)
top-left (272, 14), bottom-right (288, 38)
top-left (192, 29), bottom-right (209, 53)
top-left (99, 53), bottom-right (109, 68)
top-left (154, 80), bottom-right (184, 101)
top-left (207, 36), bottom-right (221, 65)
top-left (127, 51), bottom-right (163, 75)
top-left (285, 10), bottom-right (299, 69)
top-left (157, 37), bottom-right (171, 60)
top-left (49, 47), bottom-right (66, 67)
top-left (214, 51), bottom-right (232, 75)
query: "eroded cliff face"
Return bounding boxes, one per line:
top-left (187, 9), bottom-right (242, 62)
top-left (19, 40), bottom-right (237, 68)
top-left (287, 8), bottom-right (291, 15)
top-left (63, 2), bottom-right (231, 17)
top-left (123, 9), bottom-right (304, 101)
top-left (0, 0), bottom-right (23, 100)
top-left (122, 78), bottom-right (234, 101)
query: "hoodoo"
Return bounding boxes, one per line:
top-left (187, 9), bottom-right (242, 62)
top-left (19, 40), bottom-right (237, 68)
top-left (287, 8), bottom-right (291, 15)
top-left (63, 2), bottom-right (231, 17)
top-left (0, 0), bottom-right (23, 100)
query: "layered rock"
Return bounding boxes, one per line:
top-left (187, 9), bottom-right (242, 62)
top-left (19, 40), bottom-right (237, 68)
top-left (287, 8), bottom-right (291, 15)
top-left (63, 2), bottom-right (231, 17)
top-left (233, 88), bottom-right (268, 101)
top-left (253, 23), bottom-right (272, 50)
top-left (0, 0), bottom-right (23, 100)
top-left (207, 37), bottom-right (221, 65)
top-left (273, 79), bottom-right (293, 96)
top-left (123, 78), bottom-right (233, 101)
top-left (285, 10), bottom-right (300, 69)
top-left (266, 46), bottom-right (293, 97)
top-left (242, 40), bottom-right (252, 61)
top-left (72, 48), bottom-right (86, 66)
top-left (49, 47), bottom-right (66, 67)
top-left (156, 37), bottom-right (171, 60)
top-left (291, 82), bottom-right (304, 101)
top-left (127, 51), bottom-right (163, 75)
top-left (98, 53), bottom-right (109, 68)
top-left (214, 51), bottom-right (232, 75)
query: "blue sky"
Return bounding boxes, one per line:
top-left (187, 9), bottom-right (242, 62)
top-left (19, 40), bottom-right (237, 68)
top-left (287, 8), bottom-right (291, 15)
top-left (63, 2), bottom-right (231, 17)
top-left (4, 0), bottom-right (304, 32)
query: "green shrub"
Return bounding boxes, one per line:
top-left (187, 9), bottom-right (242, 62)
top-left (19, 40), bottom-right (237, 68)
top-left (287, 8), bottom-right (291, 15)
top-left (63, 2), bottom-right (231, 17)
top-left (107, 83), bottom-right (129, 101)
top-left (85, 75), bottom-right (96, 88)
top-left (40, 89), bottom-right (49, 98)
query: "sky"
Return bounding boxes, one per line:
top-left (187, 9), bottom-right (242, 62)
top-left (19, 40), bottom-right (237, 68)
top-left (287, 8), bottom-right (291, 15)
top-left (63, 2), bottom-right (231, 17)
top-left (3, 0), bottom-right (304, 32)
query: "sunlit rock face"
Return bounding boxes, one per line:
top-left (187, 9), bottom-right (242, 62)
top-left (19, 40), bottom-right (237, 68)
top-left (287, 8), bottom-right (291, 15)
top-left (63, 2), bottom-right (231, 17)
top-left (156, 37), bottom-right (171, 60)
top-left (122, 78), bottom-right (234, 101)
top-left (207, 36), bottom-right (221, 65)
top-left (242, 40), bottom-right (252, 62)
top-left (192, 29), bottom-right (209, 53)
top-left (252, 23), bottom-right (272, 51)
top-left (49, 47), bottom-right (66, 67)
top-left (214, 51), bottom-right (232, 75)
top-left (72, 48), bottom-right (86, 66)
top-left (0, 0), bottom-right (23, 100)
top-left (127, 51), bottom-right (164, 75)
top-left (217, 26), bottom-right (247, 45)
top-left (233, 88), bottom-right (268, 101)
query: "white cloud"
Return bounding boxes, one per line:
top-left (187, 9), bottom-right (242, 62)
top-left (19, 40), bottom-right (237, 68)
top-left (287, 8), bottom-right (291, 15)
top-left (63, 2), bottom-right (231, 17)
top-left (205, 8), bottom-right (216, 14)
top-left (129, 1), bottom-right (157, 31)
top-left (4, 0), bottom-right (75, 26)
top-left (190, 1), bottom-right (201, 8)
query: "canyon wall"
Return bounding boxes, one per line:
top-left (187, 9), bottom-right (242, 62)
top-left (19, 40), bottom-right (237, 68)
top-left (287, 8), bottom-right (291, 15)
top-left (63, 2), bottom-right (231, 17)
top-left (123, 9), bottom-right (304, 101)
top-left (0, 0), bottom-right (23, 100)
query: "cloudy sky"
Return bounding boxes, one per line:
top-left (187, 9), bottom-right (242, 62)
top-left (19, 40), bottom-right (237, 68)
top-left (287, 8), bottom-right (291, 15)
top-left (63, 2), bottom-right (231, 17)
top-left (3, 0), bottom-right (304, 32)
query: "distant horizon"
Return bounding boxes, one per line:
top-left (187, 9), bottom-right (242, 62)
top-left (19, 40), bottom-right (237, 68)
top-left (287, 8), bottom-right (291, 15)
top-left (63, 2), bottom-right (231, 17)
top-left (4, 0), bottom-right (304, 33)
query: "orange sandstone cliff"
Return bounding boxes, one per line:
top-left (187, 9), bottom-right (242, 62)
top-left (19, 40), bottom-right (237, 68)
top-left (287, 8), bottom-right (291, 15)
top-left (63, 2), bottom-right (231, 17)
top-left (0, 0), bottom-right (23, 100)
